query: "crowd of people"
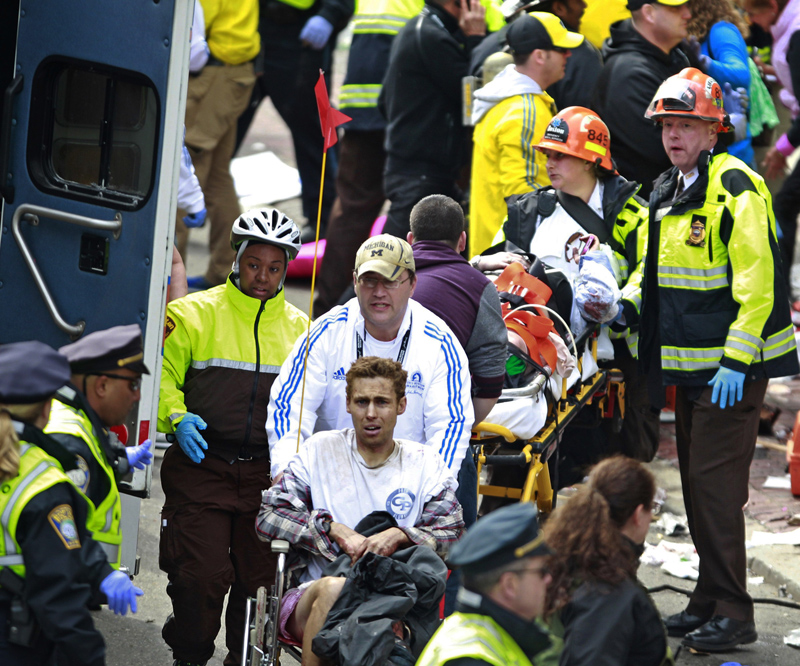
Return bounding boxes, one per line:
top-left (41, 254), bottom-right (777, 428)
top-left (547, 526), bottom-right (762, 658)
top-left (4, 0), bottom-right (800, 665)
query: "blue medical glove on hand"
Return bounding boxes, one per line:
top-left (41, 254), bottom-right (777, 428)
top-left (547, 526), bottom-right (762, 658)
top-left (686, 36), bottom-right (711, 71)
top-left (100, 570), bottom-right (143, 616)
top-left (299, 16), bottom-right (333, 50)
top-left (175, 413), bottom-right (208, 463)
top-left (125, 440), bottom-right (153, 470)
top-left (183, 208), bottom-right (207, 228)
top-left (708, 367), bottom-right (746, 408)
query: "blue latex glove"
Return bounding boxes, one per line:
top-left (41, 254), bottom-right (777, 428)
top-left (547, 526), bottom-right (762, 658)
top-left (708, 367), bottom-right (746, 408)
top-left (125, 439), bottom-right (153, 470)
top-left (100, 570), bottom-right (143, 616)
top-left (722, 82), bottom-right (749, 116)
top-left (175, 413), bottom-right (208, 463)
top-left (183, 208), bottom-right (207, 228)
top-left (299, 16), bottom-right (333, 50)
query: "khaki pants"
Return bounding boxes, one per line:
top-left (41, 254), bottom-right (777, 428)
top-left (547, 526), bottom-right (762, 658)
top-left (176, 62), bottom-right (256, 285)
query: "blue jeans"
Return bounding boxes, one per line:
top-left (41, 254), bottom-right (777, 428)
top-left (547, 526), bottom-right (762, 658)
top-left (444, 452), bottom-right (478, 616)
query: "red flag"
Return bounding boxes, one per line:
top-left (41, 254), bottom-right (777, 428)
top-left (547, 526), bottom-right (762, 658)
top-left (315, 70), bottom-right (351, 151)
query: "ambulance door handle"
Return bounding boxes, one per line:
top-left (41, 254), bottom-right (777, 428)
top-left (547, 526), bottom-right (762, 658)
top-left (12, 203), bottom-right (123, 339)
top-left (0, 74), bottom-right (23, 204)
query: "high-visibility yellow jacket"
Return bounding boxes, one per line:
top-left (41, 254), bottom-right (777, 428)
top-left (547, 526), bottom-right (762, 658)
top-left (638, 150), bottom-right (799, 384)
top-left (469, 73), bottom-right (555, 257)
top-left (339, 0), bottom-right (424, 130)
top-left (45, 398), bottom-right (123, 569)
top-left (159, 278), bottom-right (309, 463)
top-left (417, 611), bottom-right (557, 666)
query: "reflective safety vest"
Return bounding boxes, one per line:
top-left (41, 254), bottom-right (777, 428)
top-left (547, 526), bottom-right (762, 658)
top-left (416, 613), bottom-right (536, 666)
top-left (641, 151), bottom-right (799, 383)
top-left (339, 0), bottom-right (423, 114)
top-left (0, 444), bottom-right (73, 579)
top-left (45, 400), bottom-right (122, 569)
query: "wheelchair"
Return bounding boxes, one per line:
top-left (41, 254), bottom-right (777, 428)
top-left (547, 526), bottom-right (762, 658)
top-left (242, 540), bottom-right (300, 666)
top-left (471, 326), bottom-right (625, 515)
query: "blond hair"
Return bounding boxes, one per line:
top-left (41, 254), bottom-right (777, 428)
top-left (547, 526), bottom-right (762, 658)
top-left (0, 402), bottom-right (46, 482)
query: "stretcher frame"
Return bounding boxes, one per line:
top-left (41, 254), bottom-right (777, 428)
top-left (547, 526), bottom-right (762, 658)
top-left (471, 331), bottom-right (625, 514)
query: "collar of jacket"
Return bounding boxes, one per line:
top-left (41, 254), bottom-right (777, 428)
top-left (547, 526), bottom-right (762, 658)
top-left (411, 239), bottom-right (468, 270)
top-left (12, 416), bottom-right (78, 471)
top-left (649, 145), bottom-right (727, 213)
top-left (352, 295), bottom-right (414, 342)
top-left (601, 173), bottom-right (642, 222)
top-left (455, 589), bottom-right (552, 658)
top-left (224, 274), bottom-right (286, 320)
top-left (422, 1), bottom-right (459, 34)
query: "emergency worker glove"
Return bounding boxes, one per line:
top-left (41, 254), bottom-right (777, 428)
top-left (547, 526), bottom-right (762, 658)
top-left (299, 16), bottom-right (333, 50)
top-left (125, 439), bottom-right (153, 470)
top-left (708, 367), bottom-right (746, 409)
top-left (100, 570), bottom-right (144, 616)
top-left (175, 413), bottom-right (208, 463)
top-left (685, 36), bottom-right (711, 72)
top-left (183, 208), bottom-right (207, 228)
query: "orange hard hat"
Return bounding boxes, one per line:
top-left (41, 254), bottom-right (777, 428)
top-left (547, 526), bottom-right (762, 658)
top-left (645, 67), bottom-right (730, 132)
top-left (535, 106), bottom-right (616, 173)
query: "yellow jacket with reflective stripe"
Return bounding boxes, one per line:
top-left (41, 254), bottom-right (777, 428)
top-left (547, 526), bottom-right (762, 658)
top-left (159, 278), bottom-right (309, 461)
top-left (0, 444), bottom-right (72, 578)
top-left (201, 0), bottom-right (260, 65)
top-left (44, 400), bottom-right (122, 569)
top-left (469, 91), bottom-right (556, 257)
top-left (417, 611), bottom-right (559, 666)
top-left (638, 150), bottom-right (799, 384)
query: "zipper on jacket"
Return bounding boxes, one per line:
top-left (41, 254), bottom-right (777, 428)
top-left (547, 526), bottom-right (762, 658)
top-left (239, 300), bottom-right (266, 460)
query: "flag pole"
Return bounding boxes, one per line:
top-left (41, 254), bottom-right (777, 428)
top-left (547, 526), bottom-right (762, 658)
top-left (294, 70), bottom-right (350, 456)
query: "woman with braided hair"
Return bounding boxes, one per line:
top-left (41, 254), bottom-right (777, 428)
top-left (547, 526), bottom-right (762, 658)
top-left (543, 456), bottom-right (672, 666)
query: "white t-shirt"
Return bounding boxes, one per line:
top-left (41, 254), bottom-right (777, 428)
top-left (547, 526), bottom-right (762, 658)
top-left (287, 428), bottom-right (457, 581)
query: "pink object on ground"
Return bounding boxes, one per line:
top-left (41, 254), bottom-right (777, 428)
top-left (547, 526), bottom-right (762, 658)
top-left (284, 216), bottom-right (387, 279)
top-left (278, 586), bottom-right (306, 643)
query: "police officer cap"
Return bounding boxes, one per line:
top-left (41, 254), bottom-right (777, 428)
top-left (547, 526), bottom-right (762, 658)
top-left (59, 324), bottom-right (150, 376)
top-left (448, 502), bottom-right (552, 574)
top-left (0, 341), bottom-right (71, 404)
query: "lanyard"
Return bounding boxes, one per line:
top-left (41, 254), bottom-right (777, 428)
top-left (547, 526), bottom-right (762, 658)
top-left (356, 318), bottom-right (412, 364)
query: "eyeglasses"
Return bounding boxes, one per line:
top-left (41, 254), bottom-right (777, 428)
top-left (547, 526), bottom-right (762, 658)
top-left (509, 564), bottom-right (551, 579)
top-left (551, 47), bottom-right (570, 54)
top-left (91, 373), bottom-right (142, 392)
top-left (356, 275), bottom-right (412, 290)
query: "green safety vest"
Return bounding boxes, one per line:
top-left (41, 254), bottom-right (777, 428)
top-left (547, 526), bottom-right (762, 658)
top-left (0, 444), bottom-right (73, 579)
top-left (417, 612), bottom-right (543, 666)
top-left (45, 400), bottom-right (122, 569)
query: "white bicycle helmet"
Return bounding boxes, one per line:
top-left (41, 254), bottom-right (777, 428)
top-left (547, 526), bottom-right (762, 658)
top-left (230, 208), bottom-right (302, 293)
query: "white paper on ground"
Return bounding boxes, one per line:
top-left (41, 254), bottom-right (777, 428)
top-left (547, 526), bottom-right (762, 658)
top-left (230, 151), bottom-right (302, 208)
top-left (785, 627), bottom-right (800, 648)
top-left (747, 527), bottom-right (800, 547)
top-left (763, 474), bottom-right (793, 489)
top-left (642, 540), bottom-right (699, 582)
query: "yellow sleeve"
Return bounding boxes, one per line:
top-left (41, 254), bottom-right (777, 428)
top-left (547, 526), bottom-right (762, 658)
top-left (157, 304), bottom-right (194, 433)
top-left (497, 94), bottom-right (551, 198)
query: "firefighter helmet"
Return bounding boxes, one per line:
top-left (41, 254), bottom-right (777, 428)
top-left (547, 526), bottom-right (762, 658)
top-left (645, 67), bottom-right (730, 132)
top-left (535, 106), bottom-right (616, 173)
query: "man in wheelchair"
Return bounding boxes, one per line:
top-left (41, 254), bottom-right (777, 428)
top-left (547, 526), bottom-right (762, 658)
top-left (256, 356), bottom-right (465, 666)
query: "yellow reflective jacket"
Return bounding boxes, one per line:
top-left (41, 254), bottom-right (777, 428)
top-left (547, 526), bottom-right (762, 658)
top-left (159, 278), bottom-right (309, 462)
top-left (638, 150), bottom-right (799, 383)
top-left (0, 443), bottom-right (68, 578)
top-left (469, 75), bottom-right (555, 257)
top-left (45, 399), bottom-right (123, 568)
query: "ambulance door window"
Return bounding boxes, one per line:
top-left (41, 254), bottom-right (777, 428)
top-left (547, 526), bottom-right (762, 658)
top-left (27, 60), bottom-right (159, 210)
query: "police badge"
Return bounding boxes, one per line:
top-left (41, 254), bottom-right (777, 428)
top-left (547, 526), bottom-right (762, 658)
top-left (686, 215), bottom-right (706, 248)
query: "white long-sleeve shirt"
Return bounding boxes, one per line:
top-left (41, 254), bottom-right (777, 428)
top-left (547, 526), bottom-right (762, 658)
top-left (267, 298), bottom-right (474, 479)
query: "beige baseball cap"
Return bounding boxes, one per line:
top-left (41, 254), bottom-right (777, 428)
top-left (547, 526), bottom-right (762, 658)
top-left (354, 234), bottom-right (415, 281)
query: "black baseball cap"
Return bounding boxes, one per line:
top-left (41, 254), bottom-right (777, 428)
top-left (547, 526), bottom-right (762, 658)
top-left (506, 11), bottom-right (584, 56)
